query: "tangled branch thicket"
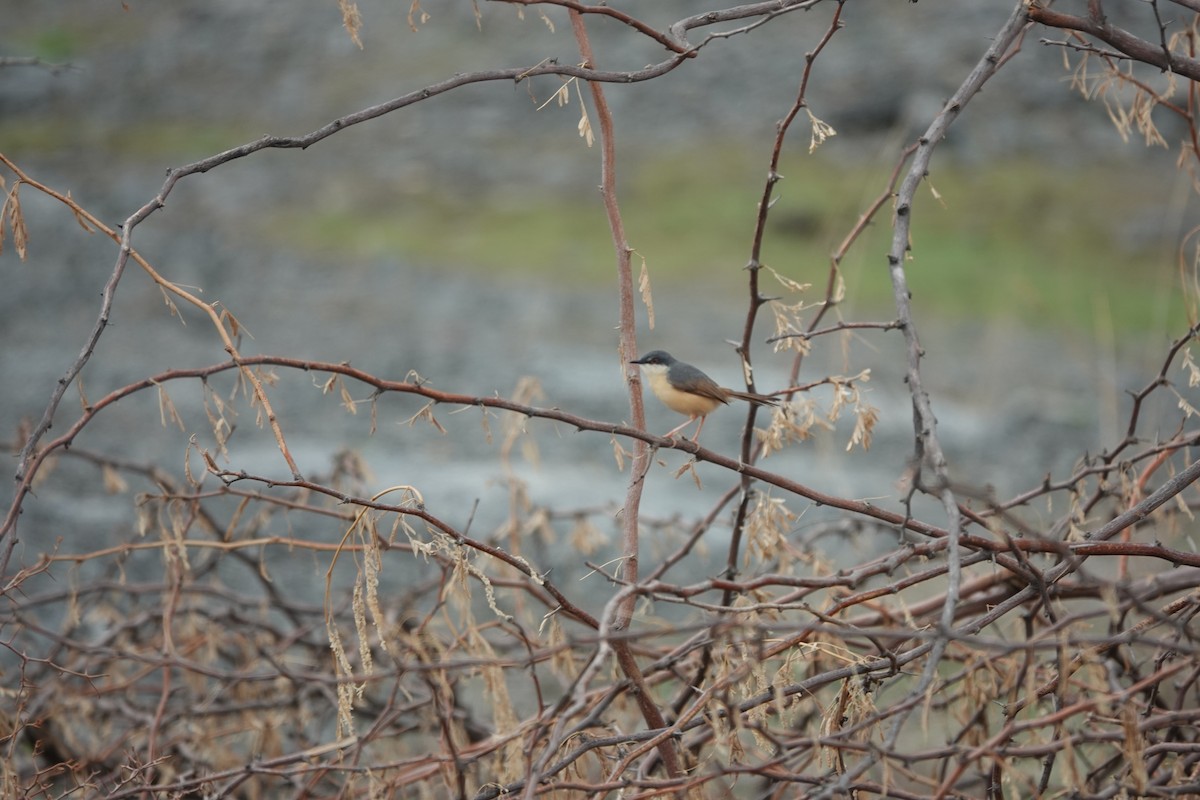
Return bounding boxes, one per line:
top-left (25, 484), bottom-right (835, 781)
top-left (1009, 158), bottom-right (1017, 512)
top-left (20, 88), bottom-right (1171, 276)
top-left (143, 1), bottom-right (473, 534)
top-left (4, 1), bottom-right (1200, 798)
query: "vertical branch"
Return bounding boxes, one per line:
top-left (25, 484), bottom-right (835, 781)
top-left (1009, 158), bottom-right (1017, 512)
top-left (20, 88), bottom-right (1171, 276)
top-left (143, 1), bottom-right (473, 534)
top-left (889, 0), bottom-right (1028, 697)
top-left (729, 0), bottom-right (845, 584)
top-left (568, 11), bottom-right (683, 785)
top-left (568, 10), bottom-right (641, 629)
top-left (669, 0), bottom-right (845, 724)
top-left (820, 5), bottom-right (1032, 796)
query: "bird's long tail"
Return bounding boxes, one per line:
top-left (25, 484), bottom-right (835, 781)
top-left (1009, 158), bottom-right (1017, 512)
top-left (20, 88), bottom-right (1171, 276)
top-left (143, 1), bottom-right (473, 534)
top-left (727, 390), bottom-right (779, 406)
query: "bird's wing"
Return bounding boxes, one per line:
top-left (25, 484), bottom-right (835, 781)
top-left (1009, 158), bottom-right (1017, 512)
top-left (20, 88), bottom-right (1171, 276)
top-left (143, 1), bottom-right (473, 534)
top-left (671, 363), bottom-right (731, 405)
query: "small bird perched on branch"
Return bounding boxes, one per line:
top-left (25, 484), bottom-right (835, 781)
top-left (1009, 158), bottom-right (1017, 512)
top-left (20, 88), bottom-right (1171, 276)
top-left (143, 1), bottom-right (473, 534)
top-left (631, 350), bottom-right (779, 442)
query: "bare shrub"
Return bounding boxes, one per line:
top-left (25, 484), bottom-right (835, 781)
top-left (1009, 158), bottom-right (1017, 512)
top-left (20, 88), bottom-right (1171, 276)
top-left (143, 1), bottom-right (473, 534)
top-left (3, 2), bottom-right (1200, 798)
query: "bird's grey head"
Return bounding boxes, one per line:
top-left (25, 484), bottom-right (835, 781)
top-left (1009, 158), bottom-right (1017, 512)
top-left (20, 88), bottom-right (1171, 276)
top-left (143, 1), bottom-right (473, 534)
top-left (631, 350), bottom-right (677, 367)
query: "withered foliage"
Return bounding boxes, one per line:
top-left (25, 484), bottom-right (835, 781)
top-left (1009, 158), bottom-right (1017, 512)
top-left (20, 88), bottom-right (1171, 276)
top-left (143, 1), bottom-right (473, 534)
top-left (4, 2), bottom-right (1200, 799)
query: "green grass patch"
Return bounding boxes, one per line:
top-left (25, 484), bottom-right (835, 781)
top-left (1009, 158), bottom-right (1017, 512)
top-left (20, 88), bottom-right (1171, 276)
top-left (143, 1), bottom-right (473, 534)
top-left (26, 26), bottom-right (83, 62)
top-left (106, 122), bottom-right (262, 161)
top-left (267, 146), bottom-right (1192, 335)
top-left (0, 119), bottom-right (261, 161)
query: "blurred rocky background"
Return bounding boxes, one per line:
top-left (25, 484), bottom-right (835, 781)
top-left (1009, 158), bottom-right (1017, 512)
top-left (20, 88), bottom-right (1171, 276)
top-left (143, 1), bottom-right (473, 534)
top-left (1, 0), bottom-right (1196, 558)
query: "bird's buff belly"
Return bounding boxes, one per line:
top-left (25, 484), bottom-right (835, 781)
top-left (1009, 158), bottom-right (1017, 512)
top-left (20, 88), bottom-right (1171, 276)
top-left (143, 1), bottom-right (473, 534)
top-left (644, 371), bottom-right (723, 417)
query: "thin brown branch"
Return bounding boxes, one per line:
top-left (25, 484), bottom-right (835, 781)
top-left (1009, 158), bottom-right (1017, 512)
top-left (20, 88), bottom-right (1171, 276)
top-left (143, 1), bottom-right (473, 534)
top-left (1029, 3), bottom-right (1200, 79)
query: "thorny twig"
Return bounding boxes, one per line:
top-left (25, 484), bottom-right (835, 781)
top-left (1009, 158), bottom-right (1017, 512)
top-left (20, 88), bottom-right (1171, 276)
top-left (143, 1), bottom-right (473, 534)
top-left (5, 0), bottom-right (1200, 797)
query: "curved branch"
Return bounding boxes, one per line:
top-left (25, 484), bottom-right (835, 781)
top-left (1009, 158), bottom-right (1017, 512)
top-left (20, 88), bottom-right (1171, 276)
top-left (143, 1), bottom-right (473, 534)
top-left (1028, 3), bottom-right (1200, 79)
top-left (0, 355), bottom-right (955, 559)
top-left (821, 4), bottom-right (1032, 796)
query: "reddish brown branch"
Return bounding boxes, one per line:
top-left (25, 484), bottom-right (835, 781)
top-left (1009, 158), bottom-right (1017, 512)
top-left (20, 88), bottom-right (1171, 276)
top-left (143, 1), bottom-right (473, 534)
top-left (1029, 4), bottom-right (1200, 79)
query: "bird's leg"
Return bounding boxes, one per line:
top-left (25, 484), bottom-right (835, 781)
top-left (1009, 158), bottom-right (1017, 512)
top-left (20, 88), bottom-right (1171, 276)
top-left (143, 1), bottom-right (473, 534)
top-left (690, 415), bottom-right (708, 442)
top-left (664, 416), bottom-right (700, 440)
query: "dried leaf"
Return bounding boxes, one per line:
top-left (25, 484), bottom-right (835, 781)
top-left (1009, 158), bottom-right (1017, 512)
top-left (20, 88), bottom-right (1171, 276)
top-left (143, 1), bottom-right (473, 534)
top-left (577, 96), bottom-right (594, 148)
top-left (326, 622), bottom-right (358, 737)
top-left (480, 406), bottom-right (493, 444)
top-left (767, 265), bottom-right (812, 295)
top-left (77, 372), bottom-right (90, 413)
top-left (203, 382), bottom-right (235, 460)
top-left (569, 515), bottom-right (605, 556)
top-left (340, 381), bottom-right (357, 415)
top-left (847, 403), bottom-right (879, 452)
top-left (154, 381), bottom-right (185, 430)
top-left (404, 400), bottom-right (448, 434)
top-left (831, 269), bottom-right (846, 304)
top-left (499, 377), bottom-right (543, 467)
top-left (611, 436), bottom-right (630, 471)
top-left (407, 0), bottom-right (430, 31)
top-left (471, 629), bottom-right (523, 782)
top-left (637, 252), bottom-right (654, 330)
top-left (352, 577), bottom-right (372, 677)
top-left (927, 178), bottom-right (946, 208)
top-left (673, 458), bottom-right (702, 489)
top-left (745, 492), bottom-right (798, 567)
top-left (1182, 347), bottom-right (1200, 388)
top-left (220, 306), bottom-right (251, 339)
top-left (805, 107), bottom-right (837, 154)
top-left (67, 191), bottom-right (95, 233)
top-left (2, 181), bottom-right (29, 261)
top-left (338, 0), bottom-right (364, 48)
top-left (159, 285), bottom-right (184, 324)
top-left (101, 464), bottom-right (128, 494)
top-left (535, 80), bottom-right (571, 112)
top-left (1176, 389), bottom-right (1199, 419)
